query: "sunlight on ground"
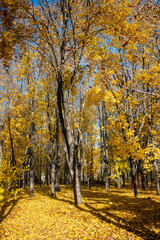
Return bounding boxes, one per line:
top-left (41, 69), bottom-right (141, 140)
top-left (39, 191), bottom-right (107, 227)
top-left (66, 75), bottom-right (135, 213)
top-left (0, 186), bottom-right (160, 240)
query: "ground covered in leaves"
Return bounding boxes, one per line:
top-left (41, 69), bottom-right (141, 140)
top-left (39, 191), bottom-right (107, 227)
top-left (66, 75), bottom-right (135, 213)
top-left (0, 185), bottom-right (160, 240)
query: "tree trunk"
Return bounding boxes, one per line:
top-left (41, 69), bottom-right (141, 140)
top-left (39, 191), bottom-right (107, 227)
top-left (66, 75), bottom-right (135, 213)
top-left (154, 161), bottom-right (160, 195)
top-left (141, 172), bottom-right (146, 190)
top-left (88, 145), bottom-right (93, 190)
top-left (88, 177), bottom-right (91, 190)
top-left (8, 116), bottom-right (16, 167)
top-left (0, 140), bottom-right (3, 166)
top-left (150, 170), bottom-right (154, 189)
top-left (27, 171), bottom-right (30, 186)
top-left (139, 161), bottom-right (145, 189)
top-left (146, 175), bottom-right (149, 188)
top-left (29, 131), bottom-right (35, 196)
top-left (30, 160), bottom-right (34, 196)
top-left (55, 111), bottom-right (60, 192)
top-left (23, 170), bottom-right (25, 189)
top-left (130, 158), bottom-right (138, 197)
top-left (39, 154), bottom-right (42, 186)
top-left (45, 162), bottom-right (49, 185)
top-left (73, 144), bottom-right (82, 205)
top-left (104, 163), bottom-right (109, 191)
top-left (55, 166), bottom-right (60, 191)
top-left (51, 162), bottom-right (56, 197)
top-left (48, 162), bottom-right (51, 185)
top-left (57, 80), bottom-right (82, 204)
top-left (122, 172), bottom-right (125, 187)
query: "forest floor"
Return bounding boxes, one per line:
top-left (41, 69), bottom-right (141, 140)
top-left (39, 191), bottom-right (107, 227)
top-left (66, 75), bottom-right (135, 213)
top-left (0, 185), bottom-right (160, 240)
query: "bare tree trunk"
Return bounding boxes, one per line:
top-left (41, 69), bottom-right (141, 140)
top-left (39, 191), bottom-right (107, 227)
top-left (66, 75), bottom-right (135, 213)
top-left (30, 162), bottom-right (34, 196)
top-left (122, 172), bottom-right (125, 187)
top-left (146, 175), bottom-right (149, 188)
top-left (154, 161), bottom-right (160, 195)
top-left (55, 111), bottom-right (60, 192)
top-left (27, 171), bottom-right (30, 186)
top-left (138, 160), bottom-right (145, 189)
top-left (39, 153), bottom-right (42, 186)
top-left (141, 171), bottom-right (146, 190)
top-left (57, 80), bottom-right (82, 204)
top-left (45, 162), bottom-right (49, 185)
top-left (99, 101), bottom-right (110, 192)
top-left (29, 138), bottom-right (35, 196)
top-left (73, 144), bottom-right (82, 205)
top-left (22, 170), bottom-right (25, 189)
top-left (104, 163), bottom-right (109, 191)
top-left (51, 162), bottom-right (56, 197)
top-left (130, 158), bottom-right (138, 197)
top-left (88, 145), bottom-right (93, 190)
top-left (55, 165), bottom-right (60, 191)
top-left (8, 116), bottom-right (16, 167)
top-left (150, 170), bottom-right (154, 189)
top-left (48, 162), bottom-right (51, 185)
top-left (28, 83), bottom-right (35, 196)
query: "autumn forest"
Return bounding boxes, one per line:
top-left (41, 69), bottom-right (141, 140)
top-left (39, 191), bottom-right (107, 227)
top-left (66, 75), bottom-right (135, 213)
top-left (0, 0), bottom-right (160, 239)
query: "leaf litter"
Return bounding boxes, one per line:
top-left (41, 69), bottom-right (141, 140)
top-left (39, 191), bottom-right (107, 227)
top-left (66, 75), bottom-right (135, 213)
top-left (0, 185), bottom-right (160, 240)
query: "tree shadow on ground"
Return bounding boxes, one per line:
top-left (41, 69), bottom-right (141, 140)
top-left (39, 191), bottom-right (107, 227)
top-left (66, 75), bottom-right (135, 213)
top-left (57, 187), bottom-right (160, 240)
top-left (23, 185), bottom-right (160, 240)
top-left (35, 185), bottom-right (74, 204)
top-left (0, 198), bottom-right (19, 224)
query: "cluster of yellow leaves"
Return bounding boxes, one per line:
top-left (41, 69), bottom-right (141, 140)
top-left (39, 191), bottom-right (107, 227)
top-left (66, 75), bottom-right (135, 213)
top-left (0, 155), bottom-right (19, 206)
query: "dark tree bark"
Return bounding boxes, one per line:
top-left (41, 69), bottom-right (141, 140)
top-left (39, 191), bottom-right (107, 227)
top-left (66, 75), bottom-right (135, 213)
top-left (98, 101), bottom-right (110, 192)
top-left (150, 170), bottom-right (154, 189)
top-left (130, 158), bottom-right (138, 197)
top-left (138, 160), bottom-right (145, 189)
top-left (46, 92), bottom-right (57, 197)
top-left (8, 116), bottom-right (16, 167)
top-left (88, 145), bottom-right (93, 190)
top-left (55, 164), bottom-right (61, 191)
top-left (55, 111), bottom-right (60, 192)
top-left (64, 157), bottom-right (70, 184)
top-left (57, 79), bottom-right (82, 204)
top-left (73, 144), bottom-right (82, 205)
top-left (146, 175), bottom-right (149, 189)
top-left (122, 172), bottom-right (125, 187)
